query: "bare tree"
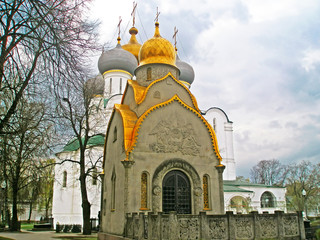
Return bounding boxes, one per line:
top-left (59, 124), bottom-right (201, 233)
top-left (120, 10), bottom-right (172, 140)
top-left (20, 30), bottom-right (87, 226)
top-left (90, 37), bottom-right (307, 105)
top-left (1, 100), bottom-right (53, 231)
top-left (250, 159), bottom-right (288, 186)
top-left (0, 0), bottom-right (97, 134)
top-left (54, 75), bottom-right (104, 235)
top-left (285, 161), bottom-right (320, 217)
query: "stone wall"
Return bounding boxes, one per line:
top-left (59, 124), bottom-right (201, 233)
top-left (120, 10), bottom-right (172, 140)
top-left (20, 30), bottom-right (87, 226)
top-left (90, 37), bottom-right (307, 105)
top-left (124, 211), bottom-right (305, 240)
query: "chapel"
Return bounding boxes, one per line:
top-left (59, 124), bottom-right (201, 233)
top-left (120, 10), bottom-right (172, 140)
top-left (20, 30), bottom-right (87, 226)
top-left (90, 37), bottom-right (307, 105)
top-left (52, 7), bottom-right (287, 234)
top-left (99, 20), bottom-right (225, 237)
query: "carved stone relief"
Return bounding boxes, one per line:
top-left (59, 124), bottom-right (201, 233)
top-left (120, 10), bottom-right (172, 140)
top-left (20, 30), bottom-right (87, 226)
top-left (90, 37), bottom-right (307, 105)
top-left (258, 216), bottom-right (278, 238)
top-left (209, 218), bottom-right (228, 239)
top-left (162, 217), bottom-right (169, 240)
top-left (235, 217), bottom-right (253, 239)
top-left (283, 216), bottom-right (299, 236)
top-left (179, 218), bottom-right (200, 239)
top-left (149, 120), bottom-right (200, 156)
top-left (153, 185), bottom-right (161, 196)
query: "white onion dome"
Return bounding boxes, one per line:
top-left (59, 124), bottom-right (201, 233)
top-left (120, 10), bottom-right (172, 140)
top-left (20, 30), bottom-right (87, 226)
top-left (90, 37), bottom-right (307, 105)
top-left (98, 38), bottom-right (138, 76)
top-left (176, 55), bottom-right (195, 85)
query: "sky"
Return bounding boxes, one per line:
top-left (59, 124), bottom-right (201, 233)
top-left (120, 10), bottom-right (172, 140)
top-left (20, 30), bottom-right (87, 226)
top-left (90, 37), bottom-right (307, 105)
top-left (88, 0), bottom-right (320, 178)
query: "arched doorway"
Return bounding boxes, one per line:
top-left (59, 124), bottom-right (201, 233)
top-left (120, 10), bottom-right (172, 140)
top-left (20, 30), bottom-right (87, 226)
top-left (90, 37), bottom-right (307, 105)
top-left (162, 170), bottom-right (191, 214)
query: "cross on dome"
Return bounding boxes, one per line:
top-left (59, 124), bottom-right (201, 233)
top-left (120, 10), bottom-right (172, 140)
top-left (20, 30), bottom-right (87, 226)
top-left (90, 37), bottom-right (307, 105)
top-left (154, 7), bottom-right (160, 22)
top-left (173, 27), bottom-right (178, 51)
top-left (131, 2), bottom-right (137, 27)
top-left (117, 16), bottom-right (122, 44)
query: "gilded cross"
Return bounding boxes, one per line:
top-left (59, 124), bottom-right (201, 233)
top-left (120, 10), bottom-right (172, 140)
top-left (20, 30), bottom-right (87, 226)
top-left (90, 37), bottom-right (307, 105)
top-left (173, 27), bottom-right (178, 50)
top-left (154, 7), bottom-right (160, 22)
top-left (117, 16), bottom-right (122, 38)
top-left (131, 1), bottom-right (137, 26)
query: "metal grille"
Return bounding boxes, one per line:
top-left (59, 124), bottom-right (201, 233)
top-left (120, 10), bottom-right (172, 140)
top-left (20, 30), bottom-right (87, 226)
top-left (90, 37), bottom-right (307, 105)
top-left (163, 170), bottom-right (191, 214)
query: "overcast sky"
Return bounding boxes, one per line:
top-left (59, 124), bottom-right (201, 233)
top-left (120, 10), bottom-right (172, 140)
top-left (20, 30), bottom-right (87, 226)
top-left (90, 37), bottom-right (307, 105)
top-left (89, 0), bottom-right (320, 178)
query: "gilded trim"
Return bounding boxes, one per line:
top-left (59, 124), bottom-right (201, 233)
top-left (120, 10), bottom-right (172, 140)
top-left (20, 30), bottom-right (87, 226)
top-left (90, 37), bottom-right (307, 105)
top-left (126, 95), bottom-right (222, 163)
top-left (179, 80), bottom-right (191, 87)
top-left (114, 104), bottom-right (138, 152)
top-left (136, 72), bottom-right (200, 111)
top-left (103, 69), bottom-right (133, 77)
top-left (127, 80), bottom-right (146, 103)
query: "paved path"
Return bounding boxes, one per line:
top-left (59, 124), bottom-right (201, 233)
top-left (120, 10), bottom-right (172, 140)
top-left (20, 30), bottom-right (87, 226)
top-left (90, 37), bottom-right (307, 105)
top-left (0, 230), bottom-right (97, 240)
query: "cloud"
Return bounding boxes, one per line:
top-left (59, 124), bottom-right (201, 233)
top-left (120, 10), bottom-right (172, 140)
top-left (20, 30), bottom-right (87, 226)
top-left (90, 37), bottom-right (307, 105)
top-left (90, 0), bottom-right (320, 177)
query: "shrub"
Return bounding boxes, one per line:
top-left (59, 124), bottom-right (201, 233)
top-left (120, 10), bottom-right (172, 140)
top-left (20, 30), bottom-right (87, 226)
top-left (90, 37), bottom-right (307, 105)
top-left (315, 228), bottom-right (320, 240)
top-left (71, 224), bottom-right (81, 233)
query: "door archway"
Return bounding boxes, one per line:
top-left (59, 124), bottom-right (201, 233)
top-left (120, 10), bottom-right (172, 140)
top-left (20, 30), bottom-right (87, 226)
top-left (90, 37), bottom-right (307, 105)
top-left (162, 170), bottom-right (191, 214)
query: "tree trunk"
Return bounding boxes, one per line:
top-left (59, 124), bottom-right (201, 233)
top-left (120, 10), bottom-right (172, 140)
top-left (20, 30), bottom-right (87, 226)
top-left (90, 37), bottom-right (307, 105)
top-left (80, 149), bottom-right (91, 235)
top-left (11, 178), bottom-right (19, 231)
top-left (28, 201), bottom-right (33, 223)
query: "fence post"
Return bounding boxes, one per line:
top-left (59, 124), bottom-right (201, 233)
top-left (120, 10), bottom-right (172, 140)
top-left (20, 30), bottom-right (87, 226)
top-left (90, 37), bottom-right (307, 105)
top-left (199, 211), bottom-right (208, 239)
top-left (168, 211), bottom-right (178, 240)
top-left (226, 211), bottom-right (235, 239)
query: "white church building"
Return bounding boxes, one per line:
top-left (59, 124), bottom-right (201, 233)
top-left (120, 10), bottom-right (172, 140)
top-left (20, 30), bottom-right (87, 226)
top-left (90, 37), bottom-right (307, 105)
top-left (52, 12), bottom-right (286, 228)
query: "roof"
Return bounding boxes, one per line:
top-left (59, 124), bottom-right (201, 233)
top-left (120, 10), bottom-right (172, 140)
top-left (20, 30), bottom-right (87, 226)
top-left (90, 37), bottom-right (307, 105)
top-left (223, 180), bottom-right (285, 188)
top-left (223, 184), bottom-right (253, 193)
top-left (63, 134), bottom-right (105, 152)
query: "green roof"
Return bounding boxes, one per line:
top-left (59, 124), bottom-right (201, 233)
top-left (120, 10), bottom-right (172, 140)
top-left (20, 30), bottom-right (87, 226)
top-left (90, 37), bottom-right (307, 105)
top-left (63, 134), bottom-right (105, 152)
top-left (223, 180), bottom-right (285, 188)
top-left (223, 184), bottom-right (253, 193)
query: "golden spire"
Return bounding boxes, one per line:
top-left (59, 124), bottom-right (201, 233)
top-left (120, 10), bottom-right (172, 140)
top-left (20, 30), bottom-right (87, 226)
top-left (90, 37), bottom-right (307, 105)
top-left (122, 3), bottom-right (141, 61)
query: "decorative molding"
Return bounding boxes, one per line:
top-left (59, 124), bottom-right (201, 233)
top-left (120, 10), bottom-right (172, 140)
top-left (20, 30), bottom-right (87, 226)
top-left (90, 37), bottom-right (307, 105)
top-left (126, 95), bottom-right (222, 163)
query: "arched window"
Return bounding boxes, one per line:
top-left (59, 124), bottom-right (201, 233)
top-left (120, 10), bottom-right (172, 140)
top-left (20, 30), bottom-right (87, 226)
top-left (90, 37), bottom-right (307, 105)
top-left (140, 172), bottom-right (148, 210)
top-left (261, 191), bottom-right (275, 208)
top-left (111, 171), bottom-right (116, 211)
top-left (62, 171), bottom-right (67, 187)
top-left (113, 126), bottom-right (117, 142)
top-left (92, 167), bottom-right (98, 185)
top-left (213, 118), bottom-right (216, 131)
top-left (153, 91), bottom-right (160, 99)
top-left (109, 78), bottom-right (112, 94)
top-left (230, 196), bottom-right (248, 213)
top-left (203, 175), bottom-right (210, 209)
top-left (147, 67), bottom-right (152, 81)
top-left (119, 78), bottom-right (122, 93)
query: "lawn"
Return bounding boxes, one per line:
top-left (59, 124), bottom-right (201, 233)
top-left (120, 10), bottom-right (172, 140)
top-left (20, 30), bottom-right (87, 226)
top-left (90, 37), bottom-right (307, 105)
top-left (20, 223), bottom-right (34, 231)
top-left (0, 237), bottom-right (14, 240)
top-left (54, 237), bottom-right (97, 240)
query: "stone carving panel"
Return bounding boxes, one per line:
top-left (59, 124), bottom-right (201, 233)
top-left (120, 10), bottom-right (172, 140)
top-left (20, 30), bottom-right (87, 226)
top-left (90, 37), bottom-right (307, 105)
top-left (149, 120), bottom-right (200, 156)
top-left (235, 217), bottom-right (253, 239)
top-left (209, 218), bottom-right (227, 239)
top-left (283, 215), bottom-right (299, 236)
top-left (161, 217), bottom-right (169, 240)
top-left (258, 216), bottom-right (278, 238)
top-left (151, 216), bottom-right (158, 240)
top-left (179, 218), bottom-right (200, 240)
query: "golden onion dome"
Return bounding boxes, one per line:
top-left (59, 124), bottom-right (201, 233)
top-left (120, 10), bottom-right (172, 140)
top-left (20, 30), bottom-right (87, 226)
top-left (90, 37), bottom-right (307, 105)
top-left (138, 22), bottom-right (176, 67)
top-left (122, 27), bottom-right (142, 61)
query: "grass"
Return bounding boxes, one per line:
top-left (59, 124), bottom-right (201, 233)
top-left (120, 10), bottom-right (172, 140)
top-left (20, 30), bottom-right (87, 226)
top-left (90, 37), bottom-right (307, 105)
top-left (54, 237), bottom-right (97, 240)
top-left (20, 223), bottom-right (34, 231)
top-left (0, 237), bottom-right (14, 240)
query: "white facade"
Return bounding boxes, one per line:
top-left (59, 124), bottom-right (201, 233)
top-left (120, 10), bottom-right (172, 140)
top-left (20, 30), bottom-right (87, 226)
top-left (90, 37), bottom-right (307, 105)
top-left (52, 69), bottom-right (132, 227)
top-left (52, 146), bottom-right (103, 227)
top-left (202, 107), bottom-right (236, 180)
top-left (224, 183), bottom-right (287, 213)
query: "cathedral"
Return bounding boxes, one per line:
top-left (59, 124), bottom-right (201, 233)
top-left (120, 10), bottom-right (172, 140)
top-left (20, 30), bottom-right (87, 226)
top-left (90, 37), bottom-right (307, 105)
top-left (52, 10), bottom-right (287, 236)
